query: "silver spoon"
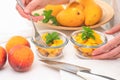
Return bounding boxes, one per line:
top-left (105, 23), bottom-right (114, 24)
top-left (16, 0), bottom-right (47, 47)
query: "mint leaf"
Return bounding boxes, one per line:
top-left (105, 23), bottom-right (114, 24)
top-left (51, 32), bottom-right (60, 40)
top-left (81, 26), bottom-right (95, 40)
top-left (42, 18), bottom-right (49, 23)
top-left (45, 32), bottom-right (60, 44)
top-left (51, 16), bottom-right (60, 26)
top-left (42, 10), bottom-right (59, 26)
top-left (34, 13), bottom-right (40, 16)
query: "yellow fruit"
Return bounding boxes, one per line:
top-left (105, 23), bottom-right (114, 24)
top-left (41, 33), bottom-right (48, 41)
top-left (56, 8), bottom-right (84, 27)
top-left (76, 0), bottom-right (81, 3)
top-left (37, 47), bottom-right (62, 57)
top-left (80, 0), bottom-right (93, 5)
top-left (80, 0), bottom-right (103, 26)
top-left (84, 4), bottom-right (103, 26)
top-left (74, 31), bottom-right (102, 45)
top-left (75, 45), bottom-right (94, 57)
top-left (45, 4), bottom-right (64, 16)
top-left (79, 47), bottom-right (94, 55)
top-left (5, 36), bottom-right (30, 52)
top-left (52, 40), bottom-right (63, 46)
top-left (93, 31), bottom-right (102, 44)
top-left (67, 2), bottom-right (84, 11)
top-left (73, 33), bottom-right (86, 44)
top-left (74, 30), bottom-right (103, 57)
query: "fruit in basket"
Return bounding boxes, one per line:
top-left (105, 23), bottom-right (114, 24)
top-left (39, 0), bottom-right (103, 27)
top-left (56, 8), bottom-right (84, 27)
top-left (0, 46), bottom-right (7, 69)
top-left (5, 36), bottom-right (30, 52)
top-left (8, 45), bottom-right (34, 72)
top-left (45, 4), bottom-right (64, 16)
top-left (40, 0), bottom-right (103, 27)
top-left (80, 0), bottom-right (103, 26)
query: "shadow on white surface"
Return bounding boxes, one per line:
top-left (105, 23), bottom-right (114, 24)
top-left (60, 70), bottom-right (84, 80)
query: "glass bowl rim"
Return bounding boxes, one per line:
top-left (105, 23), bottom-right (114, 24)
top-left (31, 29), bottom-right (69, 48)
top-left (70, 30), bottom-right (108, 48)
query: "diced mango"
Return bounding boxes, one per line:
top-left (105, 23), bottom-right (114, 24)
top-left (38, 32), bottom-right (64, 58)
top-left (79, 48), bottom-right (93, 53)
top-left (41, 33), bottom-right (48, 41)
top-left (52, 40), bottom-right (63, 46)
top-left (74, 34), bottom-right (86, 44)
top-left (74, 30), bottom-right (103, 57)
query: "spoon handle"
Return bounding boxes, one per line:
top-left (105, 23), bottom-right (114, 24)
top-left (16, 0), bottom-right (48, 47)
top-left (16, 0), bottom-right (25, 9)
top-left (16, 0), bottom-right (39, 37)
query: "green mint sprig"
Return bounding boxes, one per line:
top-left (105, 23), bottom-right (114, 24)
top-left (46, 32), bottom-right (60, 44)
top-left (42, 10), bottom-right (60, 26)
top-left (81, 26), bottom-right (95, 40)
top-left (33, 13), bottom-right (40, 16)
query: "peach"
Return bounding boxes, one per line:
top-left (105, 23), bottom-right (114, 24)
top-left (0, 46), bottom-right (7, 69)
top-left (5, 36), bottom-right (30, 52)
top-left (8, 45), bottom-right (34, 72)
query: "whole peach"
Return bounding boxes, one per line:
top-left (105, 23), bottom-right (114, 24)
top-left (6, 36), bottom-right (30, 52)
top-left (0, 46), bottom-right (7, 69)
top-left (8, 45), bottom-right (34, 72)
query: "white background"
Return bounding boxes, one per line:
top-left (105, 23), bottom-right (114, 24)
top-left (0, 0), bottom-right (34, 43)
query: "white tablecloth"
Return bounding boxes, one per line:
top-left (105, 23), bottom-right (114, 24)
top-left (0, 0), bottom-right (120, 80)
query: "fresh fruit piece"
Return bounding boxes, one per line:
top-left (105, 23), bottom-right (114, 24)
top-left (51, 40), bottom-right (63, 46)
top-left (56, 8), bottom-right (84, 27)
top-left (0, 46), bottom-right (7, 69)
top-left (6, 36), bottom-right (30, 52)
top-left (8, 45), bottom-right (34, 72)
top-left (81, 0), bottom-right (103, 26)
top-left (37, 47), bottom-right (62, 57)
top-left (67, 1), bottom-right (84, 11)
top-left (84, 4), bottom-right (102, 26)
top-left (80, 0), bottom-right (93, 6)
top-left (75, 46), bottom-right (95, 57)
top-left (45, 4), bottom-right (64, 16)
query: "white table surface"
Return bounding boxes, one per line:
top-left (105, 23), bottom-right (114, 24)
top-left (0, 0), bottom-right (120, 80)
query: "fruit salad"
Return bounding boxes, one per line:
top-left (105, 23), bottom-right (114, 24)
top-left (32, 30), bottom-right (68, 59)
top-left (71, 26), bottom-right (107, 57)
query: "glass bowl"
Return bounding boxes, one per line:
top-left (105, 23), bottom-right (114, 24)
top-left (31, 30), bottom-right (69, 60)
top-left (70, 30), bottom-right (107, 59)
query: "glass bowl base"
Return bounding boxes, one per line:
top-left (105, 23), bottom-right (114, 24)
top-left (36, 50), bottom-right (63, 60)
